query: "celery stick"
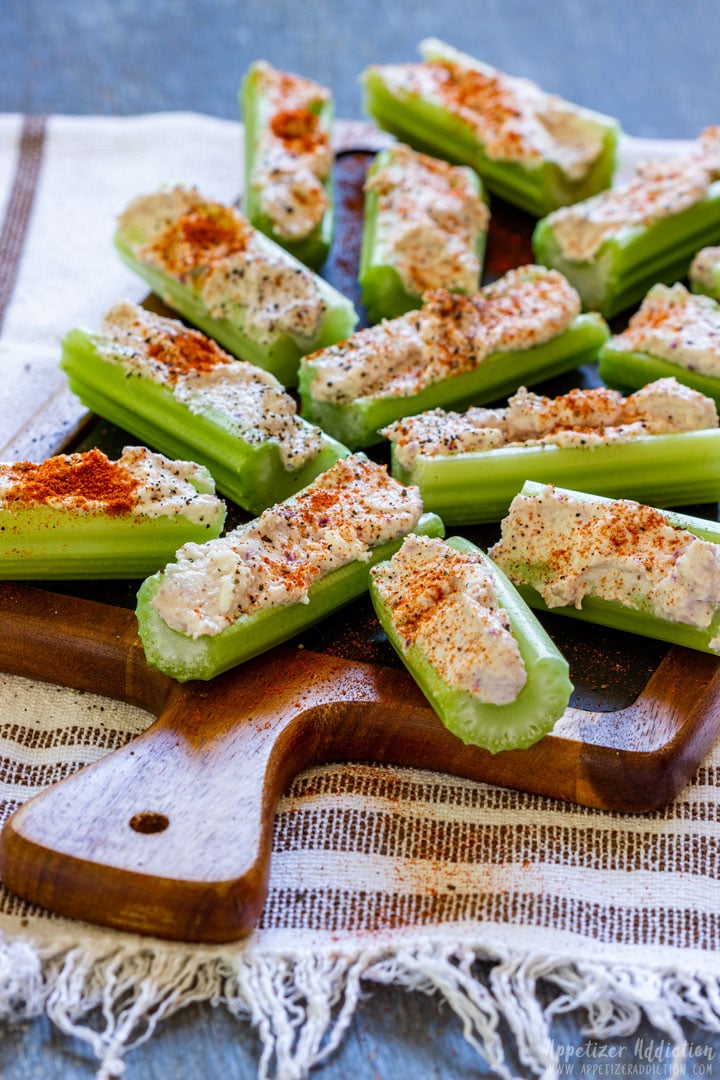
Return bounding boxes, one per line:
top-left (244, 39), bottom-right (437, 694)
top-left (391, 429), bottom-right (720, 524)
top-left (299, 312), bottom-right (609, 450)
top-left (0, 448), bottom-right (226, 580)
top-left (61, 312), bottom-right (349, 516)
top-left (241, 61), bottom-right (334, 268)
top-left (370, 535), bottom-right (572, 753)
top-left (533, 182), bottom-right (720, 319)
top-left (114, 187), bottom-right (357, 388)
top-left (136, 512), bottom-right (444, 682)
top-left (359, 145), bottom-right (488, 323)
top-left (362, 39), bottom-right (619, 217)
top-left (491, 481), bottom-right (720, 654)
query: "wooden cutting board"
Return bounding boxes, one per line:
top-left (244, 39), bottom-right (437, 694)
top-left (1, 580), bottom-right (720, 942)
top-left (1, 134), bottom-right (720, 942)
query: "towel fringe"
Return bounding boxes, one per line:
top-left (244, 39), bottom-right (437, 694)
top-left (1, 931), bottom-right (720, 1079)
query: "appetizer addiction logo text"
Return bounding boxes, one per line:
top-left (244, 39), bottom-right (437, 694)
top-left (552, 1038), bottom-right (715, 1076)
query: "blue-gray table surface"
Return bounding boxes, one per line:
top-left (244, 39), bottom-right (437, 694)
top-left (2, 2), bottom-right (719, 1077)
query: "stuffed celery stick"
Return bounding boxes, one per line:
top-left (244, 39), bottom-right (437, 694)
top-left (136, 454), bottom-right (444, 682)
top-left (533, 128), bottom-right (720, 318)
top-left (0, 447), bottom-right (225, 579)
top-left (490, 481), bottom-right (720, 655)
top-left (241, 60), bottom-right (334, 268)
top-left (598, 283), bottom-right (720, 407)
top-left (384, 378), bottom-right (720, 523)
top-left (359, 143), bottom-right (488, 323)
top-left (370, 534), bottom-right (572, 752)
top-left (299, 265), bottom-right (609, 449)
top-left (362, 38), bottom-right (619, 217)
top-left (114, 185), bottom-right (357, 387)
top-left (61, 302), bottom-right (348, 515)
top-left (690, 246), bottom-right (720, 300)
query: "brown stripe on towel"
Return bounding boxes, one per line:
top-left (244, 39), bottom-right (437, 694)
top-left (0, 116), bottom-right (47, 332)
top-left (260, 886), bottom-right (720, 951)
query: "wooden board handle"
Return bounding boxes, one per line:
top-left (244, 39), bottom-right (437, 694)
top-left (0, 631), bottom-right (441, 941)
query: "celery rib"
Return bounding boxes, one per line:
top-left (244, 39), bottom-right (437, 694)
top-left (392, 429), bottom-right (720, 524)
top-left (136, 512), bottom-right (445, 682)
top-left (494, 481), bottom-right (720, 655)
top-left (370, 536), bottom-right (572, 753)
top-left (533, 181), bottom-right (720, 318)
top-left (240, 62), bottom-right (335, 268)
top-left (358, 147), bottom-right (487, 323)
top-left (362, 43), bottom-right (619, 217)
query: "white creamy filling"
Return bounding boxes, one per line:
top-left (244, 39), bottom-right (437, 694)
top-left (119, 447), bottom-right (222, 522)
top-left (609, 283), bottom-right (720, 377)
top-left (198, 239), bottom-right (325, 345)
top-left (307, 266), bottom-right (580, 404)
top-left (367, 145), bottom-right (488, 296)
top-left (489, 486), bottom-right (720, 644)
top-left (371, 534), bottom-right (527, 705)
top-left (545, 128), bottom-right (720, 262)
top-left (174, 367), bottom-right (322, 469)
top-left (690, 246), bottom-right (720, 294)
top-left (99, 302), bottom-right (323, 471)
top-left (382, 377), bottom-right (718, 467)
top-left (378, 43), bottom-right (605, 180)
top-left (258, 168), bottom-right (329, 240)
top-left (118, 187), bottom-right (326, 347)
top-left (151, 455), bottom-right (423, 638)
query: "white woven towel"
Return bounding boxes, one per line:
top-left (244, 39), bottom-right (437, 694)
top-left (0, 114), bottom-right (718, 1080)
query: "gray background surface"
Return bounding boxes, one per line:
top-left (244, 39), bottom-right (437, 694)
top-left (2, 1), bottom-right (720, 1077)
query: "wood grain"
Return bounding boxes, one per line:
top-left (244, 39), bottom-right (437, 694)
top-left (1, 582), bottom-right (719, 941)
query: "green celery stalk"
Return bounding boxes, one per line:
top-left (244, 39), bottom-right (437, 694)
top-left (492, 480), bottom-right (720, 654)
top-left (240, 61), bottom-right (334, 268)
top-left (598, 344), bottom-right (720, 407)
top-left (114, 193), bottom-right (357, 389)
top-left (136, 512), bottom-right (444, 682)
top-left (358, 146), bottom-right (487, 323)
top-left (299, 312), bottom-right (609, 450)
top-left (362, 39), bottom-right (619, 217)
top-left (0, 454), bottom-right (226, 580)
top-left (533, 181), bottom-right (720, 319)
top-left (369, 535), bottom-right (572, 753)
top-left (60, 326), bottom-right (349, 516)
top-left (391, 429), bottom-right (720, 524)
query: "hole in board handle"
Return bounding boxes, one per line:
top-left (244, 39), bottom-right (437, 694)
top-left (129, 811), bottom-right (169, 834)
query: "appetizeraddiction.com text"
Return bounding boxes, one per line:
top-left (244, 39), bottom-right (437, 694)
top-left (552, 1038), bottom-right (716, 1076)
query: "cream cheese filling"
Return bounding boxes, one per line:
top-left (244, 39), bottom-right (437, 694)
top-left (608, 283), bottom-right (720, 377)
top-left (151, 455), bottom-right (423, 639)
top-left (372, 534), bottom-right (526, 704)
top-left (382, 377), bottom-right (718, 468)
top-left (306, 266), bottom-right (580, 405)
top-left (490, 485), bottom-right (720, 645)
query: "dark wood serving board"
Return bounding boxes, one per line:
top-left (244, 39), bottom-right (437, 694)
top-left (1, 129), bottom-right (720, 942)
